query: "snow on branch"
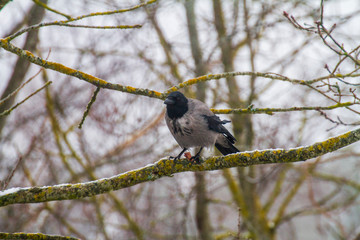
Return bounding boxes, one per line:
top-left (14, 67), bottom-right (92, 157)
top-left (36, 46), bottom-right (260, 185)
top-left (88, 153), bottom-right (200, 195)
top-left (1, 127), bottom-right (359, 207)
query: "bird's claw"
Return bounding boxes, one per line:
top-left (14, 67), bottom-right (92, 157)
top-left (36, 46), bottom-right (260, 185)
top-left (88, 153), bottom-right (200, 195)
top-left (169, 153), bottom-right (201, 164)
top-left (189, 155), bottom-right (202, 164)
top-left (169, 155), bottom-right (180, 162)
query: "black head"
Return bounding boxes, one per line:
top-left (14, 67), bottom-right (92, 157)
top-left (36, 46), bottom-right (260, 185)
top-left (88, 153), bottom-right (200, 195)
top-left (164, 91), bottom-right (188, 119)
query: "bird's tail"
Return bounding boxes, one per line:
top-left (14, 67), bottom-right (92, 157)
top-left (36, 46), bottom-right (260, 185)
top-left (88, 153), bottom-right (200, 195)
top-left (215, 142), bottom-right (239, 155)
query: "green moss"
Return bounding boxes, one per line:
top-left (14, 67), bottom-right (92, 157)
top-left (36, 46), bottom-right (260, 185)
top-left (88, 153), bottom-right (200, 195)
top-left (125, 86), bottom-right (137, 92)
top-left (1, 128), bottom-right (359, 207)
top-left (34, 191), bottom-right (46, 201)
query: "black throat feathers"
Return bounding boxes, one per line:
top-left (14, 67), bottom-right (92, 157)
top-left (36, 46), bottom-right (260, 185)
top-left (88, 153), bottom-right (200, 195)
top-left (166, 104), bottom-right (188, 120)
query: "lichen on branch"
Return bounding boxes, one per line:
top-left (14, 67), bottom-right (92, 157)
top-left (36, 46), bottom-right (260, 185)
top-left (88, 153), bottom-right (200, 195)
top-left (1, 127), bottom-right (359, 207)
top-left (0, 39), bottom-right (163, 100)
top-left (0, 232), bottom-right (80, 240)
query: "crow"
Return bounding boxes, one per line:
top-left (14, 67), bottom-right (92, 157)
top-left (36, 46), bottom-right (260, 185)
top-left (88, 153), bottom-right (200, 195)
top-left (164, 91), bottom-right (239, 162)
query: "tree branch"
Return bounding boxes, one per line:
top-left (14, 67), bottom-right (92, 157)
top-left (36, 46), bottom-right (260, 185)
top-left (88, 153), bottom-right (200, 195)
top-left (0, 0), bottom-right (11, 11)
top-left (1, 127), bottom-right (359, 207)
top-left (32, 0), bottom-right (72, 19)
top-left (78, 87), bottom-right (100, 129)
top-left (0, 39), bottom-right (164, 100)
top-left (1, 38), bottom-right (360, 103)
top-left (0, 81), bottom-right (52, 117)
top-left (0, 232), bottom-right (80, 240)
top-left (211, 102), bottom-right (359, 115)
top-left (6, 0), bottom-right (156, 41)
top-left (0, 68), bottom-right (42, 107)
top-left (165, 71), bottom-right (360, 94)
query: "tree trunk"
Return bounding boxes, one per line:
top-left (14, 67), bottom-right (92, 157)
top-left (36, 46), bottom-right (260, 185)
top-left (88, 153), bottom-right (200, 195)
top-left (0, 0), bottom-right (47, 135)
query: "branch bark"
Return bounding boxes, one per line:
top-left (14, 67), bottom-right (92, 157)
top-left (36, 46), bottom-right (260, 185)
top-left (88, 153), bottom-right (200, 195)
top-left (1, 127), bottom-right (359, 207)
top-left (0, 0), bottom-right (11, 11)
top-left (1, 38), bottom-right (359, 102)
top-left (0, 39), bottom-right (164, 100)
top-left (0, 232), bottom-right (80, 240)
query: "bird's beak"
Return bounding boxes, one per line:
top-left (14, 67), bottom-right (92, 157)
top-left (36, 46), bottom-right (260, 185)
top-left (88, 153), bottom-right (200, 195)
top-left (164, 98), bottom-right (175, 105)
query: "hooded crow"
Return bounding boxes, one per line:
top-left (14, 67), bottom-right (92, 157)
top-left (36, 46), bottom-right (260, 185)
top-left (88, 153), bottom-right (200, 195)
top-left (164, 91), bottom-right (239, 162)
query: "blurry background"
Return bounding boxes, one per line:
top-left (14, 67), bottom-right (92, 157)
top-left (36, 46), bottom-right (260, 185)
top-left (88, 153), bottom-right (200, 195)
top-left (1, 0), bottom-right (360, 239)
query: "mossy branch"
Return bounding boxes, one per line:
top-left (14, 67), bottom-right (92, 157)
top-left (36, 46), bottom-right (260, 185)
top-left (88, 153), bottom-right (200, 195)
top-left (211, 102), bottom-right (358, 115)
top-left (165, 72), bottom-right (360, 93)
top-left (0, 232), bottom-right (80, 240)
top-left (2, 38), bottom-right (360, 106)
top-left (0, 39), bottom-right (164, 100)
top-left (37, 23), bottom-right (142, 29)
top-left (1, 127), bottom-right (359, 207)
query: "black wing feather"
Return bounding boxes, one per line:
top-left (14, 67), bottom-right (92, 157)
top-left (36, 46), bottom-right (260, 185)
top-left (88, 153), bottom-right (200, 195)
top-left (215, 143), bottom-right (239, 155)
top-left (202, 115), bottom-right (236, 144)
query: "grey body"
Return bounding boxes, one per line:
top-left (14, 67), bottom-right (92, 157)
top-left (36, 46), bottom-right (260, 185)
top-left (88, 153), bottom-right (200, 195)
top-left (165, 98), bottom-right (231, 149)
top-left (166, 99), bottom-right (215, 148)
top-left (164, 91), bottom-right (239, 160)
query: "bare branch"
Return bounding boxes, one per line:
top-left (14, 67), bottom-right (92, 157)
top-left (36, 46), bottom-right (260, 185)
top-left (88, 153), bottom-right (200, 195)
top-left (78, 87), bottom-right (100, 129)
top-left (6, 0), bottom-right (157, 41)
top-left (0, 68), bottom-right (43, 107)
top-left (0, 81), bottom-right (52, 117)
top-left (0, 157), bottom-right (23, 191)
top-left (32, 0), bottom-right (72, 19)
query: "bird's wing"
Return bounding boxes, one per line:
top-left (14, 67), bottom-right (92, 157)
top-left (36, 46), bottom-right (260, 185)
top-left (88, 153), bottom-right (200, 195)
top-left (187, 99), bottom-right (237, 144)
top-left (202, 114), bottom-right (236, 144)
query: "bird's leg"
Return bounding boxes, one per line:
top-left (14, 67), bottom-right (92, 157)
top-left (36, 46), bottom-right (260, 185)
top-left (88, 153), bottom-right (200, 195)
top-left (169, 148), bottom-right (187, 161)
top-left (190, 147), bottom-right (203, 164)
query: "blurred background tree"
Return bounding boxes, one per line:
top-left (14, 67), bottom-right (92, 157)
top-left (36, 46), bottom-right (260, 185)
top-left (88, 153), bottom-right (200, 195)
top-left (0, 0), bottom-right (360, 239)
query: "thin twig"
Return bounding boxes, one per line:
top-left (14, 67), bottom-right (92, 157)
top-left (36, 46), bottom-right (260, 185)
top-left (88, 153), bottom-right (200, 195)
top-left (0, 39), bottom-right (164, 99)
top-left (320, 0), bottom-right (324, 25)
top-left (0, 81), bottom-right (52, 117)
top-left (318, 110), bottom-right (360, 131)
top-left (6, 0), bottom-right (157, 41)
top-left (324, 64), bottom-right (360, 86)
top-left (165, 71), bottom-right (360, 95)
top-left (49, 24), bottom-right (142, 29)
top-left (0, 157), bottom-right (23, 191)
top-left (0, 68), bottom-right (43, 106)
top-left (211, 101), bottom-right (358, 115)
top-left (78, 87), bottom-right (100, 129)
top-left (32, 0), bottom-right (72, 19)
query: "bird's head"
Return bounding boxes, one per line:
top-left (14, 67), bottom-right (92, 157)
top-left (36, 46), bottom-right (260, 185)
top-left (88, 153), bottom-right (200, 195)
top-left (164, 91), bottom-right (188, 119)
